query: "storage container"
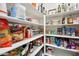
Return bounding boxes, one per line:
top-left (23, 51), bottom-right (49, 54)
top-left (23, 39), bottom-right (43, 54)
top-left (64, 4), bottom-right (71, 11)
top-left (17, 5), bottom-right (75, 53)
top-left (0, 3), bottom-right (7, 15)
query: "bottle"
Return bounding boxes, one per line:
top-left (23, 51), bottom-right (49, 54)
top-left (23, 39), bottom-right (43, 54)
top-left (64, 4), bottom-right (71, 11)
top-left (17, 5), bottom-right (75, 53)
top-left (67, 3), bottom-right (71, 11)
top-left (61, 3), bottom-right (66, 12)
top-left (11, 4), bottom-right (16, 17)
top-left (58, 5), bottom-right (61, 13)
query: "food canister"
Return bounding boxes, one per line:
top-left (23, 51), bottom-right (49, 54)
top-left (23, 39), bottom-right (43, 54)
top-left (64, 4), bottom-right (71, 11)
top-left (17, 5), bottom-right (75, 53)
top-left (0, 3), bottom-right (7, 15)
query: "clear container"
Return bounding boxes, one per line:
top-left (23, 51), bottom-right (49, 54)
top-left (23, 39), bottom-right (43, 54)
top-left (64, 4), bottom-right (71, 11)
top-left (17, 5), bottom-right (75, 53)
top-left (0, 3), bottom-right (7, 15)
top-left (15, 4), bottom-right (26, 20)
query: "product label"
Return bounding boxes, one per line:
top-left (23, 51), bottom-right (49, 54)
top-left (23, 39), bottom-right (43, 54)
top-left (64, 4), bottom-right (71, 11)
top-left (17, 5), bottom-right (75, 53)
top-left (0, 34), bottom-right (5, 38)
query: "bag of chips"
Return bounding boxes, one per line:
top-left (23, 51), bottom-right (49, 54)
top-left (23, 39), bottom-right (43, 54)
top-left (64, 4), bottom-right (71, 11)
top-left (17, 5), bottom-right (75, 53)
top-left (0, 18), bottom-right (12, 48)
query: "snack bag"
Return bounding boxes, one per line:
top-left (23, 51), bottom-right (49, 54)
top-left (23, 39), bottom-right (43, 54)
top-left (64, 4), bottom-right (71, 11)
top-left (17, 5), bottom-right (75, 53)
top-left (0, 18), bottom-right (12, 48)
top-left (9, 24), bottom-right (24, 43)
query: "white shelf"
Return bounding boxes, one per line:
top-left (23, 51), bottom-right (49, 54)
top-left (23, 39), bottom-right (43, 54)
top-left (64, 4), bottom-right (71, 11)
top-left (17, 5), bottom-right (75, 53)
top-left (46, 44), bottom-right (79, 53)
top-left (46, 34), bottom-right (79, 39)
top-left (47, 10), bottom-right (79, 17)
top-left (0, 34), bottom-right (43, 55)
top-left (29, 44), bottom-right (44, 56)
top-left (0, 14), bottom-right (43, 26)
top-left (46, 24), bottom-right (79, 27)
top-left (44, 53), bottom-right (52, 56)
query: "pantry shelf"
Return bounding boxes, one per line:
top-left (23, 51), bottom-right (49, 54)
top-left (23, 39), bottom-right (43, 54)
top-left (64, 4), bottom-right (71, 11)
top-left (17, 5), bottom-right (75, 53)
top-left (0, 34), bottom-right (43, 55)
top-left (0, 14), bottom-right (43, 26)
top-left (47, 10), bottom-right (79, 17)
top-left (29, 44), bottom-right (44, 56)
top-left (46, 44), bottom-right (79, 53)
top-left (46, 34), bottom-right (79, 39)
top-left (46, 24), bottom-right (79, 27)
top-left (44, 53), bottom-right (52, 56)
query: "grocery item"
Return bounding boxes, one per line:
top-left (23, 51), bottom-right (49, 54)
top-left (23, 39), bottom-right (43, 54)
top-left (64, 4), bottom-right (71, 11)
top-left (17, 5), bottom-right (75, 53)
top-left (62, 26), bottom-right (66, 35)
top-left (58, 5), bottom-right (61, 13)
top-left (66, 28), bottom-right (71, 36)
top-left (55, 38), bottom-right (61, 46)
top-left (67, 17), bottom-right (73, 24)
top-left (25, 27), bottom-right (33, 38)
top-left (10, 4), bottom-right (17, 17)
top-left (47, 47), bottom-right (54, 54)
top-left (69, 40), bottom-right (76, 49)
top-left (0, 18), bottom-right (12, 48)
top-left (47, 37), bottom-right (51, 44)
top-left (70, 28), bottom-right (76, 36)
top-left (9, 24), bottom-right (24, 43)
top-left (8, 4), bottom-right (26, 20)
top-left (75, 30), bottom-right (79, 36)
top-left (0, 3), bottom-right (7, 15)
top-left (63, 40), bottom-right (68, 48)
top-left (35, 39), bottom-right (42, 46)
top-left (61, 3), bottom-right (66, 12)
top-left (57, 28), bottom-right (62, 35)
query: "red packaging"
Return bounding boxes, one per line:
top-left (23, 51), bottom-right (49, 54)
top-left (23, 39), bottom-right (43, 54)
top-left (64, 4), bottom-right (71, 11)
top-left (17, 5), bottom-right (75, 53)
top-left (0, 18), bottom-right (12, 48)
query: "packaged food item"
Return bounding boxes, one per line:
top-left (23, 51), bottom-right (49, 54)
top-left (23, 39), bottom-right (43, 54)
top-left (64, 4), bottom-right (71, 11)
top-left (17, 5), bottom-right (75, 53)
top-left (75, 29), bottom-right (79, 36)
top-left (66, 28), bottom-right (71, 36)
top-left (67, 17), bottom-right (73, 24)
top-left (9, 24), bottom-right (24, 43)
top-left (70, 28), bottom-right (76, 36)
top-left (63, 40), bottom-right (68, 48)
top-left (0, 3), bottom-right (7, 15)
top-left (62, 26), bottom-right (66, 35)
top-left (54, 38), bottom-right (62, 46)
top-left (73, 18), bottom-right (79, 24)
top-left (47, 37), bottom-right (52, 44)
top-left (35, 39), bottom-right (42, 46)
top-left (25, 27), bottom-right (33, 38)
top-left (69, 40), bottom-right (76, 49)
top-left (0, 18), bottom-right (12, 48)
top-left (47, 47), bottom-right (54, 54)
top-left (57, 28), bottom-right (62, 35)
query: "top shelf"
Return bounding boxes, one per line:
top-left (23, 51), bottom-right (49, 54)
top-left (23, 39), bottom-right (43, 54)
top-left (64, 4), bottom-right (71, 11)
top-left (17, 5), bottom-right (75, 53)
top-left (0, 14), bottom-right (43, 26)
top-left (21, 3), bottom-right (43, 19)
top-left (47, 10), bottom-right (79, 17)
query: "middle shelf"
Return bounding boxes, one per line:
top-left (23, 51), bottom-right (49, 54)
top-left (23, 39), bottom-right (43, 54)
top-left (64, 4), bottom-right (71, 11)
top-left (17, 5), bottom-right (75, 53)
top-left (46, 34), bottom-right (79, 39)
top-left (0, 34), bottom-right (43, 55)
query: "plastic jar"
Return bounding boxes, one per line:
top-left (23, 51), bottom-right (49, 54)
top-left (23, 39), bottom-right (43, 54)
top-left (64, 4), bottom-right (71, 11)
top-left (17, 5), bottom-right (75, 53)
top-left (0, 3), bottom-right (7, 15)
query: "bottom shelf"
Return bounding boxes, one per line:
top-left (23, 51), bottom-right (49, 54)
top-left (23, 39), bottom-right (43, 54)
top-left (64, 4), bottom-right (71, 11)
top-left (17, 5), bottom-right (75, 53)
top-left (46, 44), bottom-right (79, 53)
top-left (44, 53), bottom-right (52, 56)
top-left (29, 44), bottom-right (44, 56)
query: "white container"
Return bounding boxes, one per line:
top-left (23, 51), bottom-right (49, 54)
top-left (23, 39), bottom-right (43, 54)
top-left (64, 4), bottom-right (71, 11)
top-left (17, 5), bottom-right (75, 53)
top-left (15, 4), bottom-right (26, 20)
top-left (0, 3), bottom-right (7, 15)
